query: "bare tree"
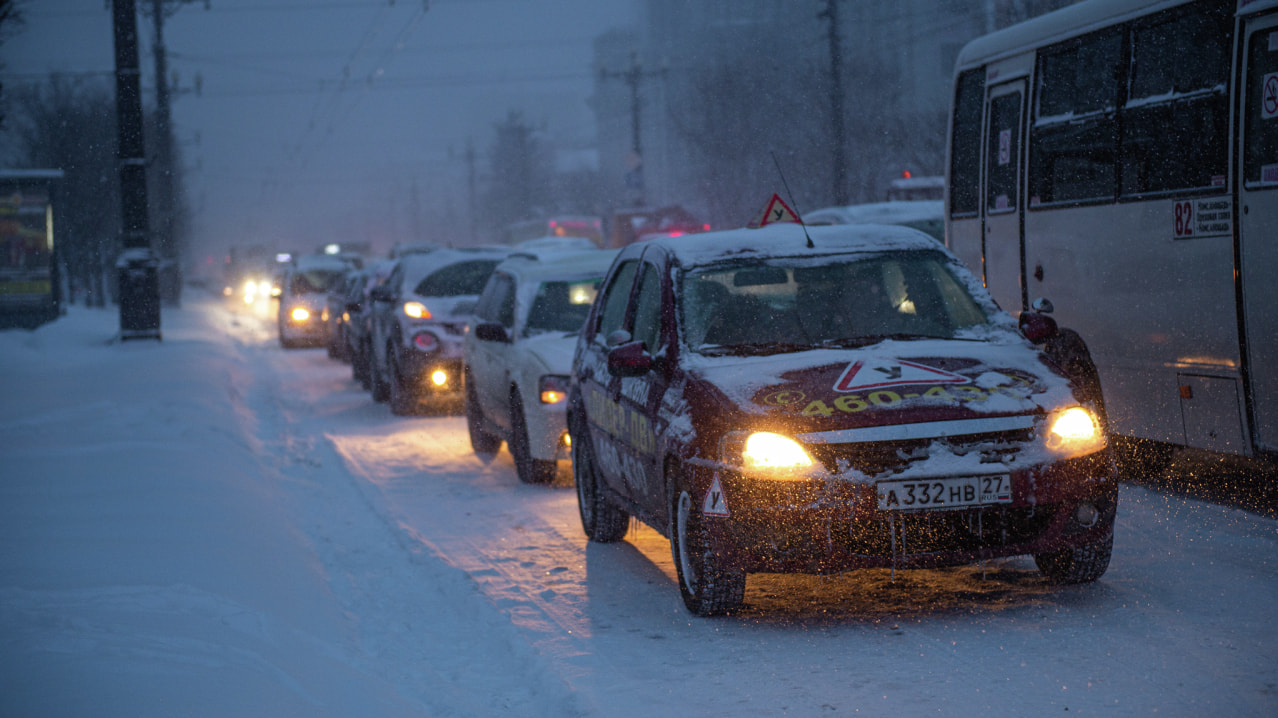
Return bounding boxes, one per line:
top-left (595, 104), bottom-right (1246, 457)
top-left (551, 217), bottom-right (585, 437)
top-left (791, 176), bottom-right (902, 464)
top-left (6, 76), bottom-right (121, 306)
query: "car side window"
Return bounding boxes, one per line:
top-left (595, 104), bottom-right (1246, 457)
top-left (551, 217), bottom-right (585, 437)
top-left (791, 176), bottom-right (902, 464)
top-left (475, 272), bottom-right (511, 322)
top-left (631, 263), bottom-right (663, 353)
top-left (595, 260), bottom-right (638, 344)
top-left (495, 277), bottom-right (516, 328)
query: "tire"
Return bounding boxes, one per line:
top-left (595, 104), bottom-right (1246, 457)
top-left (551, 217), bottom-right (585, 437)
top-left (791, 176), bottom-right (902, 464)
top-left (1034, 531), bottom-right (1114, 584)
top-left (465, 378), bottom-right (502, 455)
top-left (355, 340), bottom-right (372, 391)
top-left (388, 351), bottom-right (420, 416)
top-left (510, 393), bottom-right (556, 484)
top-left (370, 346), bottom-right (391, 403)
top-left (669, 475), bottom-right (746, 616)
top-left (572, 425), bottom-right (629, 543)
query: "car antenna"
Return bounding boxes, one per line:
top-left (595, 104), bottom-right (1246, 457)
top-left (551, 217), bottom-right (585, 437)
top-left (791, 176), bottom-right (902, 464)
top-left (770, 152), bottom-right (814, 248)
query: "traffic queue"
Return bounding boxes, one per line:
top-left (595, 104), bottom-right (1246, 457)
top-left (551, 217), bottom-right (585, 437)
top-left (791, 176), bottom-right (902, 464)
top-left (272, 210), bottom-right (1117, 617)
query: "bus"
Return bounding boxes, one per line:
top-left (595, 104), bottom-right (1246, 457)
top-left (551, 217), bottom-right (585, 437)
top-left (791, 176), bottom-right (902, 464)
top-left (0, 170), bottom-right (63, 329)
top-left (945, 0), bottom-right (1276, 464)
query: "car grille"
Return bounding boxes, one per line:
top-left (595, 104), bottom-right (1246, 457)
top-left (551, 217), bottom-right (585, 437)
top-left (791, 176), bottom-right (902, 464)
top-left (805, 426), bottom-right (1035, 478)
top-left (840, 502), bottom-right (1057, 557)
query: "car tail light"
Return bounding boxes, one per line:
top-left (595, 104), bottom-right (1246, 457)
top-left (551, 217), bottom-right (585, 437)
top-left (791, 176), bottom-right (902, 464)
top-left (539, 375), bottom-right (570, 404)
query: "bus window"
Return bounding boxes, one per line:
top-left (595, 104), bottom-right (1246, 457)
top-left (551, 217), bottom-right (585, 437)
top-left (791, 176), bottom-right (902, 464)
top-left (1029, 29), bottom-right (1121, 206)
top-left (986, 91), bottom-right (1022, 214)
top-left (1244, 28), bottom-right (1278, 188)
top-left (1121, 5), bottom-right (1231, 196)
top-left (949, 68), bottom-right (984, 218)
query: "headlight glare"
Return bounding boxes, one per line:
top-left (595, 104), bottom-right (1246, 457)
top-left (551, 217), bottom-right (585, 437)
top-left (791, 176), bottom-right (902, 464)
top-left (720, 431), bottom-right (814, 478)
top-left (1044, 406), bottom-right (1106, 458)
top-left (403, 301), bottom-right (430, 319)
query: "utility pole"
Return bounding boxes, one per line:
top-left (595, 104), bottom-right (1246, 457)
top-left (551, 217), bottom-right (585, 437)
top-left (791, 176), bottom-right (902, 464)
top-left (599, 50), bottom-right (665, 207)
top-left (145, 0), bottom-right (205, 307)
top-left (112, 0), bottom-right (160, 340)
top-left (820, 0), bottom-right (850, 207)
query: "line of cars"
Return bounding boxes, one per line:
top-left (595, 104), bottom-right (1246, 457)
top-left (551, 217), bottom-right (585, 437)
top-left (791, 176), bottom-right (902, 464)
top-left (282, 216), bottom-right (1118, 617)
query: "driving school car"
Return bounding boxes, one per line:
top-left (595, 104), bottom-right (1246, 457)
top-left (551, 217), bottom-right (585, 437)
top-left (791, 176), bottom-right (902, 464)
top-left (567, 223), bottom-right (1118, 616)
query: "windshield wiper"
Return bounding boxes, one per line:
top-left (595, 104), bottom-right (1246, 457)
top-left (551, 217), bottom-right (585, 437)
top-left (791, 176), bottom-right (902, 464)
top-left (699, 341), bottom-right (820, 357)
top-left (820, 333), bottom-right (947, 348)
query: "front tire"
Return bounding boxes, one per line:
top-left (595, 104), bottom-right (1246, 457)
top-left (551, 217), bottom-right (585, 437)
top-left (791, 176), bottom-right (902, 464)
top-left (465, 378), bottom-right (502, 455)
top-left (572, 425), bottom-right (628, 542)
top-left (388, 351), bottom-right (420, 416)
top-left (510, 393), bottom-right (556, 484)
top-left (1035, 531), bottom-right (1114, 584)
top-left (670, 475), bottom-right (745, 616)
top-left (370, 346), bottom-right (391, 403)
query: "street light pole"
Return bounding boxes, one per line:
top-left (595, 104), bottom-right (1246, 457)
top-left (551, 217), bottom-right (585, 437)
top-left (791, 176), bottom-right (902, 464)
top-left (599, 50), bottom-right (665, 207)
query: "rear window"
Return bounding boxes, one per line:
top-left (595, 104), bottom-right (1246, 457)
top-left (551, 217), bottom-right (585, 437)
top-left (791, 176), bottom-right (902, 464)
top-left (414, 260), bottom-right (501, 297)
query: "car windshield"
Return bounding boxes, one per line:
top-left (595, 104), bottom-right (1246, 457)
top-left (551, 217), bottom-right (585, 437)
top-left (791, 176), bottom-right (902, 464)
top-left (413, 260), bottom-right (501, 297)
top-left (289, 269), bottom-right (343, 295)
top-left (524, 278), bottom-right (602, 336)
top-left (680, 250), bottom-right (992, 355)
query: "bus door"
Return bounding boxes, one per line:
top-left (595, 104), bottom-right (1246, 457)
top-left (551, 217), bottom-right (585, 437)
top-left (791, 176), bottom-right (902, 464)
top-left (982, 80), bottom-right (1028, 314)
top-left (1239, 13), bottom-right (1278, 453)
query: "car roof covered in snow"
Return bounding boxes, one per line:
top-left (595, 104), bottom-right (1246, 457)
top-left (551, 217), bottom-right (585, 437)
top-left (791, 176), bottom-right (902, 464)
top-left (804, 200), bottom-right (942, 227)
top-left (646, 222), bottom-right (945, 269)
top-left (496, 248), bottom-right (619, 283)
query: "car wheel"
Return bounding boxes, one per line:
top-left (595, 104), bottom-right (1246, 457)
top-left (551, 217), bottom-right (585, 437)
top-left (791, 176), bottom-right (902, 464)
top-left (355, 340), bottom-right (372, 390)
top-left (509, 392), bottom-right (556, 484)
top-left (465, 378), bottom-right (502, 455)
top-left (326, 332), bottom-right (339, 359)
top-left (371, 346), bottom-right (391, 403)
top-left (670, 473), bottom-right (745, 616)
top-left (388, 351), bottom-right (419, 416)
top-left (1034, 530), bottom-right (1114, 584)
top-left (571, 424), bottom-right (628, 542)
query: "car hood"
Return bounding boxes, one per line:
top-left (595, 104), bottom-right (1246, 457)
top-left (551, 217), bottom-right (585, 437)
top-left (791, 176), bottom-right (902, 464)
top-left (680, 337), bottom-right (1078, 434)
top-left (519, 332), bottom-right (579, 375)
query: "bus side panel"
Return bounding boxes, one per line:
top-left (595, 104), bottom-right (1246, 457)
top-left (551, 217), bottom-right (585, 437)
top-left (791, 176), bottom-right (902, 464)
top-left (948, 217), bottom-right (984, 281)
top-left (1025, 198), bottom-right (1242, 447)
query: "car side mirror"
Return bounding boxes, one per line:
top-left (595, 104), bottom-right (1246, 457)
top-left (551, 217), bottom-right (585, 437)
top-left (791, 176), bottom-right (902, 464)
top-left (1019, 311), bottom-right (1059, 343)
top-left (345, 301), bottom-right (362, 314)
top-left (607, 340), bottom-right (652, 377)
top-left (473, 321), bottom-right (510, 343)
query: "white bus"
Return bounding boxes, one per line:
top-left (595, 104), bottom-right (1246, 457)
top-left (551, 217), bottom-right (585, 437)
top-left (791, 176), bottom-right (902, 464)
top-left (945, 0), bottom-right (1277, 464)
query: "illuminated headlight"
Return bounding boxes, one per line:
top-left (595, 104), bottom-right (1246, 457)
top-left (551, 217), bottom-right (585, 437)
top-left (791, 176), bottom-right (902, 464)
top-left (403, 301), bottom-right (431, 319)
top-left (719, 431), bottom-right (814, 479)
top-left (258, 281), bottom-right (272, 295)
top-left (270, 285), bottom-right (282, 298)
top-left (1043, 406), bottom-right (1106, 459)
top-left (321, 307), bottom-right (330, 322)
top-left (538, 375), bottom-right (570, 404)
top-left (243, 280), bottom-right (257, 296)
top-left (290, 307), bottom-right (310, 322)
top-left (430, 370), bottom-right (448, 386)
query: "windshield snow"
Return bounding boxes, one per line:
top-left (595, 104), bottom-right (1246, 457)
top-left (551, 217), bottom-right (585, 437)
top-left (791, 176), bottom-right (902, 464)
top-left (681, 250), bottom-right (992, 355)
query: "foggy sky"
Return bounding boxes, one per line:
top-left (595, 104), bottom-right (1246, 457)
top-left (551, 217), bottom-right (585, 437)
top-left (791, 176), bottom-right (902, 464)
top-left (0, 0), bottom-right (635, 269)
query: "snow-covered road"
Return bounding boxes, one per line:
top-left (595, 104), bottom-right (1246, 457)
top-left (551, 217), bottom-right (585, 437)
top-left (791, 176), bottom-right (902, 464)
top-left (2, 296), bottom-right (1276, 717)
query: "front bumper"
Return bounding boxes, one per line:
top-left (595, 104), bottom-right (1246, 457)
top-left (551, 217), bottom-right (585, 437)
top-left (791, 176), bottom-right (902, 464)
top-left (694, 451), bottom-right (1118, 574)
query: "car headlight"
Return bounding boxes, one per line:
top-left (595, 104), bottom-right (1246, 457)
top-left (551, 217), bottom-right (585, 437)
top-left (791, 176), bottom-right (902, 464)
top-left (290, 307), bottom-right (310, 322)
top-left (719, 430), bottom-right (814, 479)
top-left (538, 375), bottom-right (570, 404)
top-left (1043, 406), bottom-right (1106, 459)
top-left (403, 301), bottom-right (431, 319)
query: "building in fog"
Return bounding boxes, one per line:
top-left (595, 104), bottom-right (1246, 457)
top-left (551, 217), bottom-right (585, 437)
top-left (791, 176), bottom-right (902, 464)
top-left (590, 0), bottom-right (1076, 228)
